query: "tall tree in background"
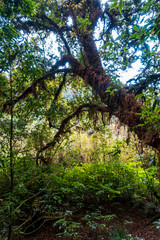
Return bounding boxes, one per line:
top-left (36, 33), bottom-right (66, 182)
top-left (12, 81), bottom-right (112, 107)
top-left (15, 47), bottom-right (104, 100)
top-left (0, 0), bottom-right (160, 156)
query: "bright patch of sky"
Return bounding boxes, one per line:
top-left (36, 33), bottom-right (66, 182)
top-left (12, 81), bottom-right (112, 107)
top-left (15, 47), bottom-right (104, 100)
top-left (99, 0), bottom-right (160, 84)
top-left (119, 59), bottom-right (142, 82)
top-left (97, 0), bottom-right (142, 83)
top-left (47, 0), bottom-right (157, 84)
top-left (94, 20), bottom-right (142, 83)
top-left (45, 33), bottom-right (60, 58)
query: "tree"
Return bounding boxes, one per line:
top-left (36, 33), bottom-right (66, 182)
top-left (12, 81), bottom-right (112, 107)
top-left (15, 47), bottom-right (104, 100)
top-left (0, 0), bottom-right (160, 157)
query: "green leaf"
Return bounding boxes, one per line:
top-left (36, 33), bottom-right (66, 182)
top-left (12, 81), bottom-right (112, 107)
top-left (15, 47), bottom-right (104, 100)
top-left (110, 89), bottom-right (115, 96)
top-left (102, 42), bottom-right (113, 49)
top-left (129, 33), bottom-right (139, 39)
top-left (105, 86), bottom-right (112, 93)
top-left (108, 34), bottom-right (114, 41)
top-left (137, 123), bottom-right (145, 127)
top-left (135, 94), bottom-right (144, 99)
top-left (116, 33), bottom-right (125, 40)
top-left (133, 26), bottom-right (139, 32)
top-left (118, 1), bottom-right (123, 14)
top-left (110, 2), bottom-right (118, 11)
top-left (106, 52), bottom-right (112, 58)
top-left (140, 106), bottom-right (146, 110)
top-left (152, 100), bottom-right (157, 112)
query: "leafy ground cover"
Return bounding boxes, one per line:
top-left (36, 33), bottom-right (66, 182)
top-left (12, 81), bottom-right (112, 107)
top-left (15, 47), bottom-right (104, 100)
top-left (16, 202), bottom-right (160, 240)
top-left (0, 1), bottom-right (160, 239)
top-left (1, 155), bottom-right (160, 240)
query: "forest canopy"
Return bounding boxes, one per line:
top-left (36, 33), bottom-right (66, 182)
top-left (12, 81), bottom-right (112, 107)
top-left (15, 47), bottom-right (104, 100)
top-left (0, 1), bottom-right (160, 239)
top-left (0, 0), bottom-right (160, 152)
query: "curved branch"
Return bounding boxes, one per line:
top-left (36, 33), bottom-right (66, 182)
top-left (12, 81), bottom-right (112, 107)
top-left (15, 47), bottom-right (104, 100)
top-left (2, 66), bottom-right (70, 112)
top-left (126, 73), bottom-right (160, 95)
top-left (15, 13), bottom-right (71, 54)
top-left (36, 103), bottom-right (108, 160)
top-left (48, 72), bottom-right (67, 127)
top-left (65, 55), bottom-right (160, 152)
top-left (2, 54), bottom-right (84, 112)
top-left (38, 13), bottom-right (71, 54)
top-left (2, 56), bottom-right (71, 112)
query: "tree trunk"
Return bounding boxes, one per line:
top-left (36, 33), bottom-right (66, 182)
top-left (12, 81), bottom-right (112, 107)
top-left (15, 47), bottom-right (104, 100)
top-left (68, 55), bottom-right (160, 153)
top-left (157, 152), bottom-right (160, 187)
top-left (68, 1), bottom-right (160, 153)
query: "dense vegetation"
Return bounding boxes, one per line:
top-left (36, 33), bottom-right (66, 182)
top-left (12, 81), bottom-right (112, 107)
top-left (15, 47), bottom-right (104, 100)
top-left (0, 0), bottom-right (160, 239)
top-left (1, 131), bottom-right (160, 239)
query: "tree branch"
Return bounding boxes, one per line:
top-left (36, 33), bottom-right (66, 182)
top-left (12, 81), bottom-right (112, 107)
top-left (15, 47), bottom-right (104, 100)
top-left (2, 59), bottom-right (70, 112)
top-left (38, 13), bottom-right (71, 54)
top-left (126, 73), bottom-right (160, 94)
top-left (48, 72), bottom-right (67, 127)
top-left (15, 13), bottom-right (71, 54)
top-left (65, 55), bottom-right (160, 152)
top-left (36, 103), bottom-right (108, 162)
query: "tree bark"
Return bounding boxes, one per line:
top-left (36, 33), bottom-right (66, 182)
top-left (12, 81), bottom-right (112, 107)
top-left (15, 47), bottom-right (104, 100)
top-left (2, 0), bottom-right (160, 168)
top-left (66, 55), bottom-right (160, 153)
top-left (157, 152), bottom-right (160, 186)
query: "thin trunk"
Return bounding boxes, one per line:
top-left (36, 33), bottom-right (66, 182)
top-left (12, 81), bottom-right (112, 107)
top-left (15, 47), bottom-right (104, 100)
top-left (157, 152), bottom-right (160, 188)
top-left (10, 69), bottom-right (14, 192)
top-left (8, 51), bottom-right (14, 240)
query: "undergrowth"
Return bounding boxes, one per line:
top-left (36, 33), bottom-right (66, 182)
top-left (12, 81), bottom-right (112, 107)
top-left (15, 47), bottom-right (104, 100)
top-left (0, 155), bottom-right (159, 239)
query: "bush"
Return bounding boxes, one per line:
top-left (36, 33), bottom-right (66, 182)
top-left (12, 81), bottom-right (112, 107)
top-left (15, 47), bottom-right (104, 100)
top-left (0, 155), bottom-right (158, 238)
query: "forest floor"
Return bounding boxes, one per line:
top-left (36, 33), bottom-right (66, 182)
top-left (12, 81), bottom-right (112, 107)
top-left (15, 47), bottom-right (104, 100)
top-left (16, 201), bottom-right (160, 240)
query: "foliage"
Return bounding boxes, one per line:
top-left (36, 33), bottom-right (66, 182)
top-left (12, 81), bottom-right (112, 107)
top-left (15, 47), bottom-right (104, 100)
top-left (135, 90), bottom-right (160, 131)
top-left (0, 0), bottom-right (160, 239)
top-left (153, 219), bottom-right (160, 230)
top-left (109, 225), bottom-right (144, 240)
top-left (0, 141), bottom-right (159, 238)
